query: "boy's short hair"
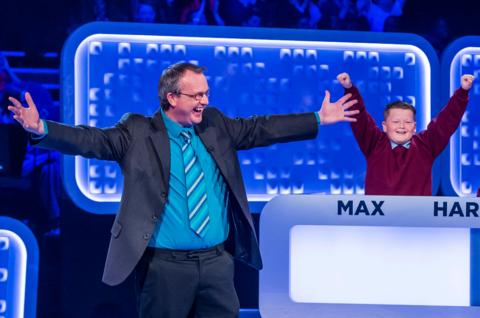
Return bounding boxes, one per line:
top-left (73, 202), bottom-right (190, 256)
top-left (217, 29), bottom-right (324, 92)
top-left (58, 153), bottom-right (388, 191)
top-left (383, 101), bottom-right (416, 120)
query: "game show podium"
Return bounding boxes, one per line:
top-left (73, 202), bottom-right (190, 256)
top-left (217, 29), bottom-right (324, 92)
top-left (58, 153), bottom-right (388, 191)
top-left (259, 195), bottom-right (480, 318)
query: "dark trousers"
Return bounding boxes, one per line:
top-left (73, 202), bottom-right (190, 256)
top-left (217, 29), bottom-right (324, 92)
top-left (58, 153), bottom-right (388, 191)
top-left (134, 244), bottom-right (239, 318)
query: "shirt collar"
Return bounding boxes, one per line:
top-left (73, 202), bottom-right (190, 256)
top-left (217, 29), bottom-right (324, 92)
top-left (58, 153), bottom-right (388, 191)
top-left (390, 140), bottom-right (411, 149)
top-left (160, 109), bottom-right (195, 138)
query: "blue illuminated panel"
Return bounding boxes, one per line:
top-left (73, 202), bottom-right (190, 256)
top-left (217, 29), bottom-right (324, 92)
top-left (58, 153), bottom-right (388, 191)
top-left (62, 23), bottom-right (438, 213)
top-left (441, 37), bottom-right (480, 196)
top-left (0, 217), bottom-right (39, 318)
top-left (259, 195), bottom-right (480, 317)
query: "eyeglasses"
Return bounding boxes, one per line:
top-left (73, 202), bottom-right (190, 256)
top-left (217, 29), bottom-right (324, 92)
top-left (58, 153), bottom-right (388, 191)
top-left (176, 91), bottom-right (209, 101)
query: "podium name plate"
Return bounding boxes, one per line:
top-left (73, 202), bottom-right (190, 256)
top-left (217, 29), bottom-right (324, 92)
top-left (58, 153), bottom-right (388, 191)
top-left (259, 195), bottom-right (480, 318)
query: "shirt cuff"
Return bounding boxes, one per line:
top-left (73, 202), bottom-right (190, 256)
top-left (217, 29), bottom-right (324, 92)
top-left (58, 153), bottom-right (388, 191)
top-left (31, 119), bottom-right (48, 140)
top-left (314, 112), bottom-right (321, 125)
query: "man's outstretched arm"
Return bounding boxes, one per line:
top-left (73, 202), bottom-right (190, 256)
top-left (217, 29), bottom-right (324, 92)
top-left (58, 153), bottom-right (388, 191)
top-left (8, 92), bottom-right (132, 161)
top-left (221, 90), bottom-right (359, 150)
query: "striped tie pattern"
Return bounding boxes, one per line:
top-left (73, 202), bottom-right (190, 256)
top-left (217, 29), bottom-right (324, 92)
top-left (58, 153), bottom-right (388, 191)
top-left (180, 131), bottom-right (210, 237)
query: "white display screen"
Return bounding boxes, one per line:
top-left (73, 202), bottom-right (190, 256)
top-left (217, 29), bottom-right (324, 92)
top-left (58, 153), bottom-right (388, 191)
top-left (290, 225), bottom-right (470, 306)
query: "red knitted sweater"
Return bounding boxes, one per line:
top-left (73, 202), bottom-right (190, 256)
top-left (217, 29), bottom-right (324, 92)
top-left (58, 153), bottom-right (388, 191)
top-left (347, 86), bottom-right (469, 196)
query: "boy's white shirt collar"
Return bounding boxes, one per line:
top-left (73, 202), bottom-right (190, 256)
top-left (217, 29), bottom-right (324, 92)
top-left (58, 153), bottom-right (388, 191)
top-left (390, 140), bottom-right (411, 149)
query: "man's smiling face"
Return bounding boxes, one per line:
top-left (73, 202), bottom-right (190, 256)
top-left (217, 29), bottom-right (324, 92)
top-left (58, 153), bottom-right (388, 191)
top-left (165, 70), bottom-right (209, 127)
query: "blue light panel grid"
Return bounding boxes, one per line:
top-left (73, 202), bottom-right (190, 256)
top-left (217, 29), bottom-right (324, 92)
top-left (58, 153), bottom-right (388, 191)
top-left (442, 37), bottom-right (480, 197)
top-left (61, 22), bottom-right (437, 213)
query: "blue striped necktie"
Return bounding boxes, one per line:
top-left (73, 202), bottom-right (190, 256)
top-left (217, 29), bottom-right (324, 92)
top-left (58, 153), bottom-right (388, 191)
top-left (180, 131), bottom-right (210, 237)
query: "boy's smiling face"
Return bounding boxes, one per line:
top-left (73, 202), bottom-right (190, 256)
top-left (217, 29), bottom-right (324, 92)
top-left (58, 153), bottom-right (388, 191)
top-left (382, 108), bottom-right (416, 145)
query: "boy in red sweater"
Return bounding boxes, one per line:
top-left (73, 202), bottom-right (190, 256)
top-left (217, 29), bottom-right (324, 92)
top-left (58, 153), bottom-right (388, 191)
top-left (337, 72), bottom-right (474, 195)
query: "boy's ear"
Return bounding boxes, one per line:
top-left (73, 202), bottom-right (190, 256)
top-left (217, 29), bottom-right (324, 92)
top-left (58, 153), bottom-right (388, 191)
top-left (382, 121), bottom-right (387, 132)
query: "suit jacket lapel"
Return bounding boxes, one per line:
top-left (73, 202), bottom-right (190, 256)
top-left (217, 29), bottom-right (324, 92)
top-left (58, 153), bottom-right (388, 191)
top-left (149, 111), bottom-right (170, 189)
top-left (195, 123), bottom-right (229, 180)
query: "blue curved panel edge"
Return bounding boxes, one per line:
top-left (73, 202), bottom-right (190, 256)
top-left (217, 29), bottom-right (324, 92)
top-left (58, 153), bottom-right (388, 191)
top-left (0, 216), bottom-right (39, 318)
top-left (61, 22), bottom-right (439, 214)
top-left (441, 39), bottom-right (480, 307)
top-left (441, 36), bottom-right (480, 197)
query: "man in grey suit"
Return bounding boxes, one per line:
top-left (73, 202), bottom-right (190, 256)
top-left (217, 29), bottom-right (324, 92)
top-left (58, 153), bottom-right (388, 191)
top-left (8, 62), bottom-right (358, 318)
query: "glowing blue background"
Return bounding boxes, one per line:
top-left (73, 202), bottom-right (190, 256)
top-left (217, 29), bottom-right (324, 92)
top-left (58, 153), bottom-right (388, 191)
top-left (61, 22), bottom-right (438, 214)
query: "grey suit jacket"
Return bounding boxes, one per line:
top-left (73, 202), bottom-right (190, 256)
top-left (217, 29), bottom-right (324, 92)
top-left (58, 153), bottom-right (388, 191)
top-left (35, 107), bottom-right (318, 285)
